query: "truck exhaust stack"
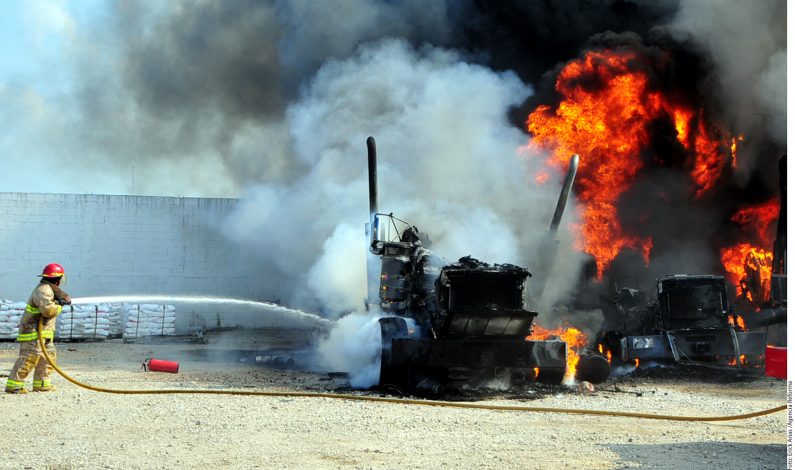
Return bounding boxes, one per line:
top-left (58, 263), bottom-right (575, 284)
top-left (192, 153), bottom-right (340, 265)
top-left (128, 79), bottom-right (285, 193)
top-left (367, 136), bottom-right (378, 222)
top-left (365, 137), bottom-right (379, 307)
top-left (531, 154), bottom-right (579, 303)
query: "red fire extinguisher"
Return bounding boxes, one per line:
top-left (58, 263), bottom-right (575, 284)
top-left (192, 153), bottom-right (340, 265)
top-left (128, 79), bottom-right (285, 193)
top-left (142, 358), bottom-right (179, 373)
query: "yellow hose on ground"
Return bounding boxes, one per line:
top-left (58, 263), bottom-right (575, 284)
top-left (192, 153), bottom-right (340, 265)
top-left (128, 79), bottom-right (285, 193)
top-left (37, 319), bottom-right (786, 422)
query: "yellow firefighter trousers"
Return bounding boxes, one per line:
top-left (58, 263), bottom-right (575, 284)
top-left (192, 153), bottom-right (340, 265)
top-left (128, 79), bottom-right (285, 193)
top-left (5, 339), bottom-right (57, 391)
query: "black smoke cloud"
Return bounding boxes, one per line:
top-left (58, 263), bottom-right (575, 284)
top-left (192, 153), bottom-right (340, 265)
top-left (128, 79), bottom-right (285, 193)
top-left (62, 0), bottom-right (689, 195)
top-left (58, 0), bottom-right (784, 194)
top-left (64, 0), bottom-right (468, 194)
top-left (456, 1), bottom-right (679, 85)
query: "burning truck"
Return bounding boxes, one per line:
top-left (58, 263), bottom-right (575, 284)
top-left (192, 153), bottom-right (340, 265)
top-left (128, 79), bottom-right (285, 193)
top-left (363, 137), bottom-right (609, 390)
top-left (359, 36), bottom-right (786, 388)
top-left (596, 155), bottom-right (786, 371)
top-left (521, 41), bottom-right (786, 375)
top-left (599, 274), bottom-right (767, 368)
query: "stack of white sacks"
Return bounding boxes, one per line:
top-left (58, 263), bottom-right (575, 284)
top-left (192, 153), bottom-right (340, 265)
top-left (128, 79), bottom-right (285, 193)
top-left (0, 301), bottom-right (178, 341)
top-left (108, 303), bottom-right (124, 338)
top-left (0, 300), bottom-right (24, 340)
top-left (57, 304), bottom-right (111, 340)
top-left (123, 304), bottom-right (177, 339)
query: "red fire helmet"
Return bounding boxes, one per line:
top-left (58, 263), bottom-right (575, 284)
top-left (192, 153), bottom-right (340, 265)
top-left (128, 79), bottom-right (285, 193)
top-left (39, 263), bottom-right (65, 278)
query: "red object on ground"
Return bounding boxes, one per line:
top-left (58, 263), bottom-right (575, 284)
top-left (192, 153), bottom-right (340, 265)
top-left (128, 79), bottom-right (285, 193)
top-left (144, 358), bottom-right (180, 373)
top-left (765, 346), bottom-right (786, 379)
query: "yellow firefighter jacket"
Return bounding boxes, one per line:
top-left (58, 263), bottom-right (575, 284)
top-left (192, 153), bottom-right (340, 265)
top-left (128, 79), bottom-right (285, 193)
top-left (17, 281), bottom-right (66, 342)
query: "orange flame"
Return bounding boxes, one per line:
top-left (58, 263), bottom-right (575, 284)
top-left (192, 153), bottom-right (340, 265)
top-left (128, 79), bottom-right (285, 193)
top-left (634, 358), bottom-right (640, 368)
top-left (728, 355), bottom-right (750, 367)
top-left (729, 315), bottom-right (747, 330)
top-left (730, 135), bottom-right (743, 168)
top-left (721, 198), bottom-right (778, 306)
top-left (527, 49), bottom-right (730, 277)
top-left (673, 108), bottom-right (691, 142)
top-left (691, 116), bottom-right (729, 197)
top-left (720, 243), bottom-right (773, 303)
top-left (669, 107), bottom-right (734, 196)
top-left (527, 325), bottom-right (587, 381)
top-left (598, 344), bottom-right (613, 364)
top-left (730, 199), bottom-right (779, 245)
top-left (736, 315), bottom-right (746, 330)
top-left (743, 249), bottom-right (774, 304)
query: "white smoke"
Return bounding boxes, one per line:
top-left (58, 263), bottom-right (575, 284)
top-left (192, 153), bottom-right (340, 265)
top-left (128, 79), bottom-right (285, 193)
top-left (313, 311), bottom-right (388, 388)
top-left (755, 49), bottom-right (787, 144)
top-left (224, 39), bottom-right (588, 387)
top-left (223, 39), bottom-right (580, 317)
top-left (305, 223), bottom-right (367, 315)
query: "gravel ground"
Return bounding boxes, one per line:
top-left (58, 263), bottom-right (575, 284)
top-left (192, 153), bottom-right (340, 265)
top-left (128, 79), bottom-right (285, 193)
top-left (0, 334), bottom-right (788, 470)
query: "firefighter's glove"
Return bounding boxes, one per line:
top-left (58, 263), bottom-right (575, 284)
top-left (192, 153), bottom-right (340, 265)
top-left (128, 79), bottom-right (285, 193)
top-left (56, 295), bottom-right (72, 306)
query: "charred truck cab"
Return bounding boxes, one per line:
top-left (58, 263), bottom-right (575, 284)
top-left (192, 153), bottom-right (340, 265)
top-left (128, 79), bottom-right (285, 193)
top-left (602, 156), bottom-right (785, 372)
top-left (364, 137), bottom-right (569, 389)
top-left (605, 274), bottom-right (767, 368)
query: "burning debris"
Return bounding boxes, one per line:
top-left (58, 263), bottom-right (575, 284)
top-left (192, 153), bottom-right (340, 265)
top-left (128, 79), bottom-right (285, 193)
top-left (526, 324), bottom-right (586, 382)
top-left (723, 245), bottom-right (774, 305)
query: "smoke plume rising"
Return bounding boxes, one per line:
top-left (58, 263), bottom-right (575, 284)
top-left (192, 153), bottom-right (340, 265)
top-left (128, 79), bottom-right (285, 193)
top-left (222, 38), bottom-right (572, 315)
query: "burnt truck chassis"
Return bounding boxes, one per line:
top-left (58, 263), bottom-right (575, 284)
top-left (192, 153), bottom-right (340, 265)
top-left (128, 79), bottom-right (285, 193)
top-left (381, 336), bottom-right (567, 388)
top-left (618, 329), bottom-right (766, 366)
top-left (376, 259), bottom-right (568, 389)
top-left (602, 275), bottom-right (767, 369)
top-left (364, 137), bottom-right (569, 389)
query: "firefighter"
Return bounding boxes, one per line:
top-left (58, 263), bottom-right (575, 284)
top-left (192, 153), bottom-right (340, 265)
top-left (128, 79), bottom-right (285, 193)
top-left (4, 263), bottom-right (71, 394)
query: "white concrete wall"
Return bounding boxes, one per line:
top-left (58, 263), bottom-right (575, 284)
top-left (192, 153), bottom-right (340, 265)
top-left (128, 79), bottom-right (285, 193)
top-left (0, 192), bottom-right (292, 331)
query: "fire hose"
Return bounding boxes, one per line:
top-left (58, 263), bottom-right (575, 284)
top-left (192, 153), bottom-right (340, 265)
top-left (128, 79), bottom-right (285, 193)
top-left (37, 319), bottom-right (785, 422)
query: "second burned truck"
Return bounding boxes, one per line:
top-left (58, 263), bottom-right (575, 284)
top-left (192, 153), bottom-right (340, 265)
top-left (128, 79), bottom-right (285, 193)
top-left (362, 137), bottom-right (607, 389)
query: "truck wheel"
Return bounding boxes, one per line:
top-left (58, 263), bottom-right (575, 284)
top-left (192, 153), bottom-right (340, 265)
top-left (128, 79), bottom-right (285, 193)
top-left (575, 352), bottom-right (610, 384)
top-left (509, 368), bottom-right (533, 387)
top-left (378, 317), bottom-right (409, 387)
top-left (536, 367), bottom-right (566, 385)
top-left (380, 362), bottom-right (408, 387)
top-left (379, 317), bottom-right (409, 346)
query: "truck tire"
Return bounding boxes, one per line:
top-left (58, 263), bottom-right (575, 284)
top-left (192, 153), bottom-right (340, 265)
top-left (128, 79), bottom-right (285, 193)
top-left (536, 367), bottom-right (566, 385)
top-left (378, 317), bottom-right (409, 387)
top-left (574, 352), bottom-right (610, 384)
top-left (509, 368), bottom-right (534, 387)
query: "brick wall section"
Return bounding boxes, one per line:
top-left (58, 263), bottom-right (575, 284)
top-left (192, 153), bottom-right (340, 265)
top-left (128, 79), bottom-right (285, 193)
top-left (0, 192), bottom-right (286, 331)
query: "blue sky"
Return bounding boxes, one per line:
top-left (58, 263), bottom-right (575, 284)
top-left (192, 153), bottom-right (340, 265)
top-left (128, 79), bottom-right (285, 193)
top-left (0, 1), bottom-right (98, 99)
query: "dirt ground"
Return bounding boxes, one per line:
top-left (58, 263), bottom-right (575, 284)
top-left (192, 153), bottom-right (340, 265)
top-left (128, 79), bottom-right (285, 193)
top-left (0, 331), bottom-right (788, 470)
